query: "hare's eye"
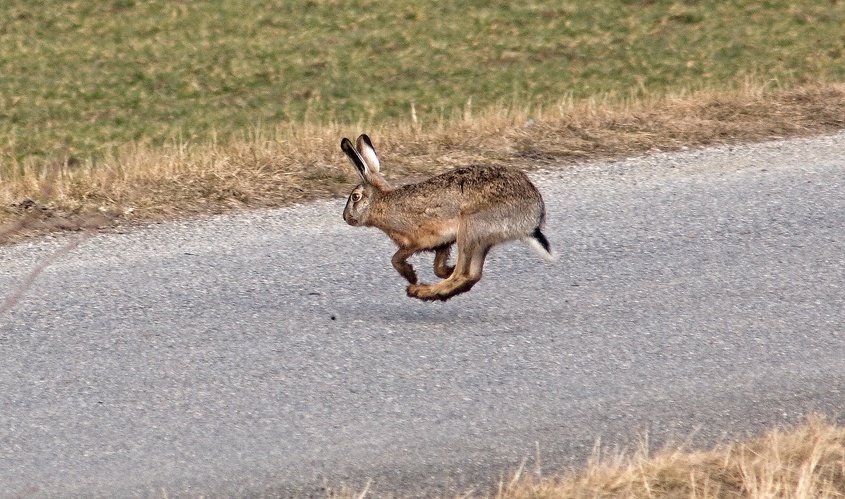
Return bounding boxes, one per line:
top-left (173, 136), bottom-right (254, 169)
top-left (352, 192), bottom-right (362, 202)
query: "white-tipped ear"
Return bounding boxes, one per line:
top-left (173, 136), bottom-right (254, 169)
top-left (341, 137), bottom-right (369, 182)
top-left (356, 134), bottom-right (381, 174)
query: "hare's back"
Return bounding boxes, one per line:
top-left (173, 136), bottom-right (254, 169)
top-left (393, 165), bottom-right (543, 222)
top-left (428, 165), bottom-right (541, 204)
top-left (392, 165), bottom-right (544, 239)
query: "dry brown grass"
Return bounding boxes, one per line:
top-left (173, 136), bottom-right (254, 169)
top-left (2, 81), bottom-right (845, 242)
top-left (489, 416), bottom-right (845, 499)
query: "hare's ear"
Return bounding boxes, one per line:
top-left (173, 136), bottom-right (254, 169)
top-left (341, 137), bottom-right (369, 183)
top-left (356, 134), bottom-right (381, 174)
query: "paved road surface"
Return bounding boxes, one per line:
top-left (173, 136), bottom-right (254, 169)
top-left (1, 133), bottom-right (844, 497)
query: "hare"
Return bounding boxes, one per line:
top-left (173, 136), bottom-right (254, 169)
top-left (341, 134), bottom-right (554, 301)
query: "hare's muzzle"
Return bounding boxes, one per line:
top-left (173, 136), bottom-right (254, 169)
top-left (343, 208), bottom-right (358, 226)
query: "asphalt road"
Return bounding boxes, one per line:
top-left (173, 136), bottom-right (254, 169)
top-left (1, 133), bottom-right (844, 498)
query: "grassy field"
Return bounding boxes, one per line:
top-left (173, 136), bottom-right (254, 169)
top-left (1, 0), bottom-right (845, 238)
top-left (4, 0), bottom-right (843, 161)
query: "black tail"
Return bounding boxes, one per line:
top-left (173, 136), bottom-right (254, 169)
top-left (532, 227), bottom-right (551, 254)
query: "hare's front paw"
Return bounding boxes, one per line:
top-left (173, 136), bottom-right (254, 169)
top-left (406, 283), bottom-right (424, 298)
top-left (433, 265), bottom-right (455, 279)
top-left (394, 264), bottom-right (418, 284)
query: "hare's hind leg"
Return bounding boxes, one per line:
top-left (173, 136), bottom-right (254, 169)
top-left (444, 243), bottom-right (490, 298)
top-left (408, 238), bottom-right (490, 301)
top-left (433, 243), bottom-right (455, 279)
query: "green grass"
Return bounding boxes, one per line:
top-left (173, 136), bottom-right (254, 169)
top-left (2, 0), bottom-right (844, 166)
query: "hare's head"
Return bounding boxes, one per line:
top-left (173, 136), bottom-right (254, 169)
top-left (341, 134), bottom-right (391, 226)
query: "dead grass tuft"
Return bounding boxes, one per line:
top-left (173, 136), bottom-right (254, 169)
top-left (493, 416), bottom-right (845, 499)
top-left (2, 81), bottom-right (845, 242)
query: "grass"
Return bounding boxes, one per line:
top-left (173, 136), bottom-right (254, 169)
top-left (2, 1), bottom-right (845, 239)
top-left (6, 0), bottom-right (845, 159)
top-left (2, 81), bottom-right (844, 241)
top-left (325, 416), bottom-right (845, 498)
top-left (484, 416), bottom-right (845, 499)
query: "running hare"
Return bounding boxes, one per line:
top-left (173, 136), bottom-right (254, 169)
top-left (341, 134), bottom-right (554, 301)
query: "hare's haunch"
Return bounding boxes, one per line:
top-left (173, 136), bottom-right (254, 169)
top-left (342, 134), bottom-right (554, 302)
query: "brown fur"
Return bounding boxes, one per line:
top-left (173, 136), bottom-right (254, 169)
top-left (342, 134), bottom-right (552, 301)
